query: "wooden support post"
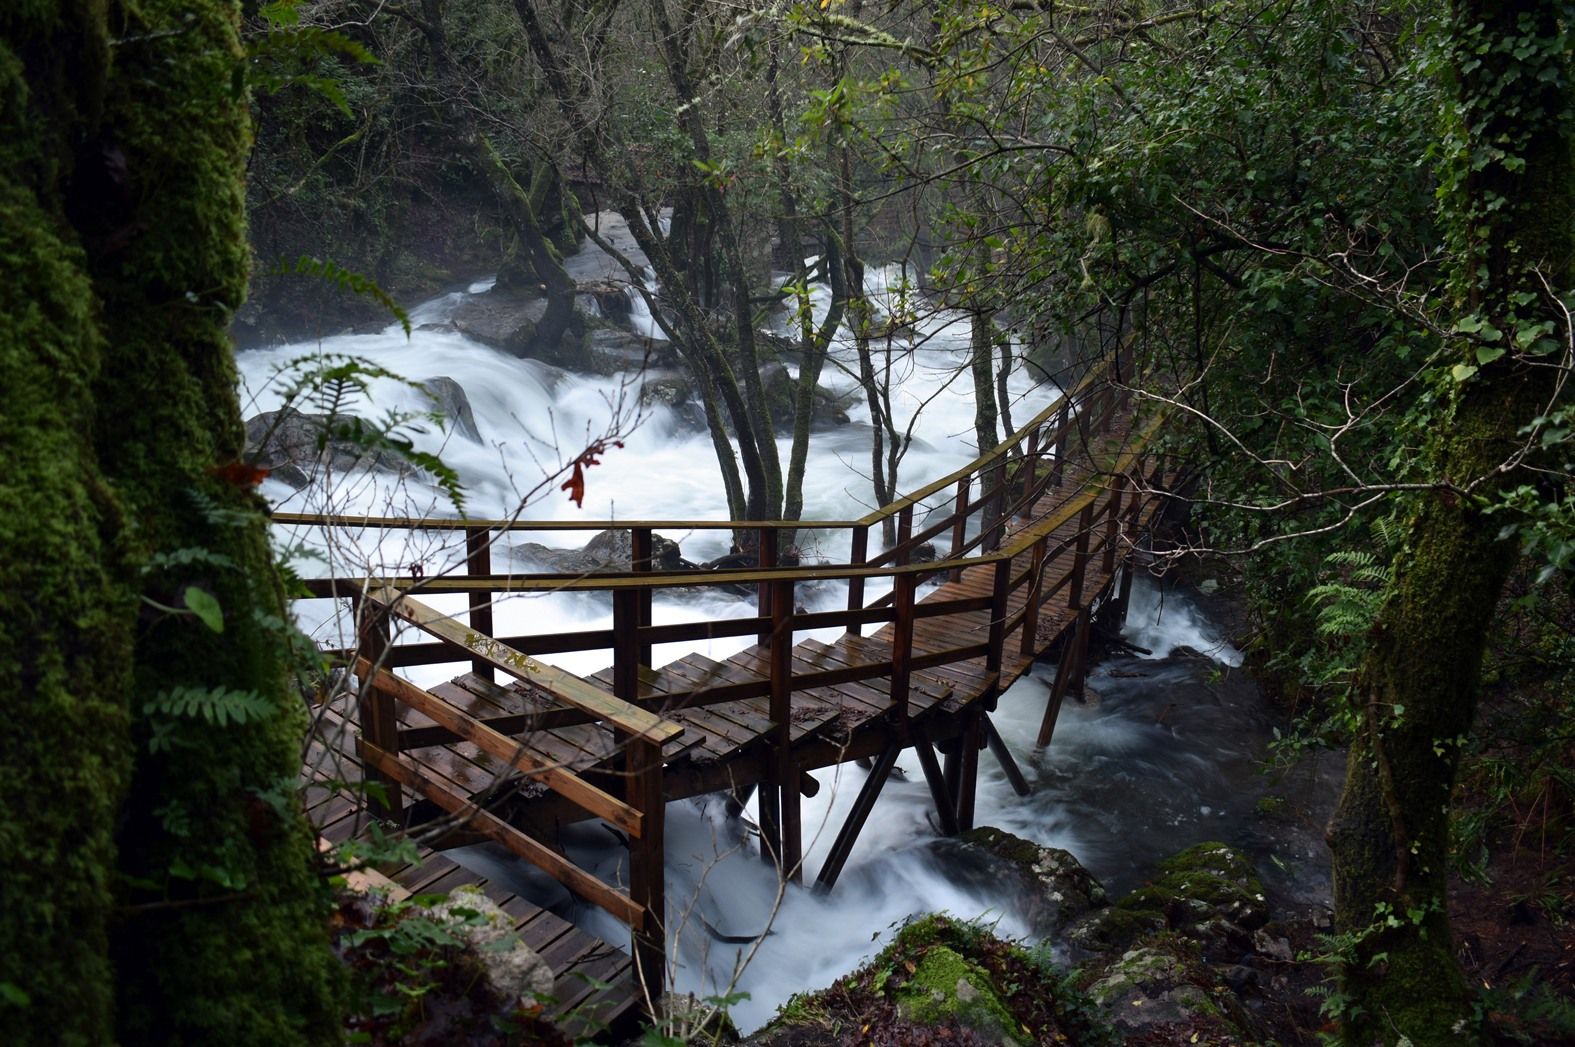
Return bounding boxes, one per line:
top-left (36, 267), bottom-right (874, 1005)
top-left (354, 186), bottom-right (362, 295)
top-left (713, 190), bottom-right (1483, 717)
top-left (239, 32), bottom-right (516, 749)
top-left (1103, 473), bottom-right (1127, 576)
top-left (465, 524), bottom-right (493, 680)
top-left (815, 740), bottom-right (901, 892)
top-left (756, 527), bottom-right (783, 868)
top-left (354, 592), bottom-right (402, 820)
top-left (984, 716), bottom-right (1032, 796)
top-left (767, 531), bottom-right (801, 883)
top-left (1020, 535), bottom-right (1047, 658)
top-left (847, 524), bottom-right (869, 636)
top-left (626, 733), bottom-right (666, 1005)
top-left (911, 723), bottom-right (960, 836)
top-left (631, 527), bottom-right (654, 668)
top-left (1068, 500), bottom-right (1096, 611)
top-left (949, 476), bottom-right (970, 582)
top-left (956, 712), bottom-right (981, 831)
top-left (1035, 609), bottom-right (1089, 749)
top-left (612, 587), bottom-right (667, 1001)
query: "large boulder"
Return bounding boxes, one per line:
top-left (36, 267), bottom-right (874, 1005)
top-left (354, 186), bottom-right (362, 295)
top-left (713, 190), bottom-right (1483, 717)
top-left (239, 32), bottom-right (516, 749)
top-left (421, 375), bottom-right (482, 443)
top-left (1067, 842), bottom-right (1269, 960)
top-left (931, 826), bottom-right (1109, 938)
top-left (511, 527), bottom-right (684, 574)
top-left (423, 885), bottom-right (554, 1005)
top-left (243, 407), bottom-right (411, 490)
top-left (1080, 944), bottom-right (1256, 1044)
top-left (750, 914), bottom-right (1114, 1047)
top-left (759, 361), bottom-right (854, 434)
top-left (450, 286), bottom-right (592, 371)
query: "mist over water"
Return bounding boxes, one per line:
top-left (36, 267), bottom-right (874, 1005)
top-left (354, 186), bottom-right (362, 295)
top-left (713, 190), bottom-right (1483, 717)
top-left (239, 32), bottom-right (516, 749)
top-left (244, 276), bottom-right (1331, 1031)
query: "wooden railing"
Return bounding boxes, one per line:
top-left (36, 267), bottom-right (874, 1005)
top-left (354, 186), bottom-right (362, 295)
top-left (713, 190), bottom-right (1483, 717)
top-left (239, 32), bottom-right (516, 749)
top-left (286, 343), bottom-right (1161, 1001)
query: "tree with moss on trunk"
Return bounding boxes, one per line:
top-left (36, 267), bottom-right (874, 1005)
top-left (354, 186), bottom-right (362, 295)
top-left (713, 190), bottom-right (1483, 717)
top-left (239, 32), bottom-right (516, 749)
top-left (1326, 2), bottom-right (1573, 1041)
top-left (1, 2), bottom-right (341, 1043)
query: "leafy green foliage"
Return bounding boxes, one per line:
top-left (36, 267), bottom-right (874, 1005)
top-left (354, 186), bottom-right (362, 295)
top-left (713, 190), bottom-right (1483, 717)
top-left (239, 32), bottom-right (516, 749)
top-left (271, 256), bottom-right (410, 336)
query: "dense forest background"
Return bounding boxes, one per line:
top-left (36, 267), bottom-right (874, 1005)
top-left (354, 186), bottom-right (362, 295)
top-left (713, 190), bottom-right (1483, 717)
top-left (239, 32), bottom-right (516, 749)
top-left (2, 1), bottom-right (1572, 1044)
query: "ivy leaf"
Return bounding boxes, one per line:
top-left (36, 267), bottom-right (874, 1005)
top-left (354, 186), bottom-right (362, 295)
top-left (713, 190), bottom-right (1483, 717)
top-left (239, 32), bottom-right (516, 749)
top-left (1475, 345), bottom-right (1506, 365)
top-left (1451, 363), bottom-right (1479, 383)
top-left (184, 587), bottom-right (224, 633)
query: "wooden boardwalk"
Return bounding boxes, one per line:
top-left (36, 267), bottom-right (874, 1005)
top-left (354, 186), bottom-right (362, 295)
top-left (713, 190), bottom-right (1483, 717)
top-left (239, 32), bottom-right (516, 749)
top-left (294, 346), bottom-right (1165, 1027)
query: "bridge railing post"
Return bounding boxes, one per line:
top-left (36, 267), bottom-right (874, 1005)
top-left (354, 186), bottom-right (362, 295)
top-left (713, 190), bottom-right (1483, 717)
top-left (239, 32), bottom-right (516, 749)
top-left (762, 528), bottom-right (801, 881)
top-left (464, 524), bottom-right (493, 680)
top-left (353, 592), bottom-right (402, 821)
top-left (1019, 425), bottom-right (1040, 514)
top-left (1069, 499), bottom-right (1096, 611)
top-left (1050, 401), bottom-right (1070, 488)
top-left (1103, 473), bottom-right (1127, 575)
top-left (1020, 535), bottom-right (1047, 658)
top-left (847, 524), bottom-right (869, 636)
top-left (949, 476), bottom-right (970, 582)
top-left (892, 517), bottom-right (916, 722)
top-left (985, 557), bottom-right (1011, 710)
top-left (631, 526), bottom-right (654, 668)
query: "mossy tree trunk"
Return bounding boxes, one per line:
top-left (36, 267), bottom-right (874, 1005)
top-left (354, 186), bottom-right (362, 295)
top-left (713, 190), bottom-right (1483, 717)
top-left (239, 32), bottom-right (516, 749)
top-left (1327, 3), bottom-right (1572, 1043)
top-left (1, 2), bottom-right (341, 1043)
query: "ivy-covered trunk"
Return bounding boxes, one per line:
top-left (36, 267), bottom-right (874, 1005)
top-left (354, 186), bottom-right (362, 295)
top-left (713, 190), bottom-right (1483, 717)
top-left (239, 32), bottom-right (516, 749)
top-left (1, 2), bottom-right (341, 1043)
top-left (1327, 2), bottom-right (1572, 1043)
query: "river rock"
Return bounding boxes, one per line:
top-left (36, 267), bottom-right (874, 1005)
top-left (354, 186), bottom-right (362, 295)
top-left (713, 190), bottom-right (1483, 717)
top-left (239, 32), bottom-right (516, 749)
top-left (1082, 945), bottom-right (1254, 1043)
top-left (243, 407), bottom-right (410, 490)
top-left (511, 527), bottom-right (683, 574)
top-left (930, 826), bottom-right (1109, 938)
top-left (421, 375), bottom-right (481, 442)
top-left (760, 361), bottom-right (854, 434)
top-left (449, 286), bottom-right (595, 371)
top-left (1067, 842), bottom-right (1269, 959)
top-left (423, 885), bottom-right (554, 1004)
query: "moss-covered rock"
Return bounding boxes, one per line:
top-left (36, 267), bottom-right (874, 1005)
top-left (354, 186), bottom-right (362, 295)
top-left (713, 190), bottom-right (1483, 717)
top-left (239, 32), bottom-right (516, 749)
top-left (750, 914), bottom-right (1118, 1047)
top-left (1068, 842), bottom-right (1268, 959)
top-left (941, 826), bottom-right (1110, 938)
top-left (1078, 942), bottom-right (1256, 1044)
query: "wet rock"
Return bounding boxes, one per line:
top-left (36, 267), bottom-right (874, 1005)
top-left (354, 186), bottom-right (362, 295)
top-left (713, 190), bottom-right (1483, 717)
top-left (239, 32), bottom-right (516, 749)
top-left (893, 944), bottom-right (1020, 1044)
top-left (421, 375), bottom-right (481, 442)
top-left (511, 527), bottom-right (684, 574)
top-left (1082, 945), bottom-right (1253, 1043)
top-left (1067, 842), bottom-right (1269, 959)
top-left (243, 407), bottom-right (410, 491)
top-left (423, 885), bottom-right (553, 1005)
top-left (449, 286), bottom-right (594, 370)
top-left (759, 361), bottom-right (854, 434)
top-left (933, 826), bottom-right (1109, 938)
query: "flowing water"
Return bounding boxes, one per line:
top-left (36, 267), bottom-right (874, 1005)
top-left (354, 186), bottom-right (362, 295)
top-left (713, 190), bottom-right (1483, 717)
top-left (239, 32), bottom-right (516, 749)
top-left (240, 270), bottom-right (1338, 1031)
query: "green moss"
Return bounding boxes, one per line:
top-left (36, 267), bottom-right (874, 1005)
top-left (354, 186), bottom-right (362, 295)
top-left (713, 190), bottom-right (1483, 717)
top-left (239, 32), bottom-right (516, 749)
top-left (0, 28), bottom-right (132, 1046)
top-left (895, 945), bottom-right (1022, 1043)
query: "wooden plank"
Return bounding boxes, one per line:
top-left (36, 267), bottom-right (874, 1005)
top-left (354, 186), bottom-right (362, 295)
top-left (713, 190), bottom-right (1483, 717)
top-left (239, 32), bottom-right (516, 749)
top-left (358, 659), bottom-right (643, 838)
top-left (362, 741), bottom-right (645, 928)
top-left (369, 587), bottom-right (684, 746)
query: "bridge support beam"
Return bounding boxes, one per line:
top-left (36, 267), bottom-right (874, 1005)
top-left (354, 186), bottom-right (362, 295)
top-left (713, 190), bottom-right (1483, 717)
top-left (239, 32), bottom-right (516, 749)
top-left (815, 739), bottom-right (902, 893)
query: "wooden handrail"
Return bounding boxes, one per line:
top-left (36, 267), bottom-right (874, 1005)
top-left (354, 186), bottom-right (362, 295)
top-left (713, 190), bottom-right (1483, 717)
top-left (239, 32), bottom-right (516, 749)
top-left (366, 587), bottom-right (684, 746)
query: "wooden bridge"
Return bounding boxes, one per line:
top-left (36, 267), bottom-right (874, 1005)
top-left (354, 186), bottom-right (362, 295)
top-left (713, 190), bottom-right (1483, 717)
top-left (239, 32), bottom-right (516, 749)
top-left (292, 345), bottom-right (1168, 1032)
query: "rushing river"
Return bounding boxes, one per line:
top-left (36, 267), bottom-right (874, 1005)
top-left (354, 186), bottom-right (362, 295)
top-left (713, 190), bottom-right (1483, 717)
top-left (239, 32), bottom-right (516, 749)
top-left (239, 271), bottom-right (1337, 1031)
